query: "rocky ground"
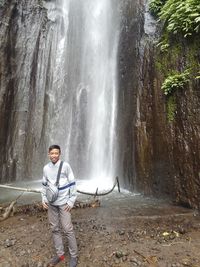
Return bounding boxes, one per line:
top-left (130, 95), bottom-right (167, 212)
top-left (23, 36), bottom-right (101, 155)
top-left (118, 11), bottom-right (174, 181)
top-left (0, 192), bottom-right (200, 267)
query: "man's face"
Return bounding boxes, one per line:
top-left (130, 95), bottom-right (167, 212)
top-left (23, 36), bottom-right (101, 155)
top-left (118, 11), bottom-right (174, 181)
top-left (48, 148), bottom-right (60, 164)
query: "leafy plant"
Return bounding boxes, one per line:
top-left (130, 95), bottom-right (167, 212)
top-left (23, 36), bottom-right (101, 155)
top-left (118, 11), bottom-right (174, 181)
top-left (159, 0), bottom-right (200, 37)
top-left (149, 0), bottom-right (167, 16)
top-left (161, 69), bottom-right (190, 95)
top-left (156, 40), bottom-right (170, 52)
top-left (195, 70), bottom-right (200, 79)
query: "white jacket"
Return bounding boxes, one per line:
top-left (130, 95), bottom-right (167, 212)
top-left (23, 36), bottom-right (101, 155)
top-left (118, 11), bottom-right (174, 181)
top-left (41, 159), bottom-right (77, 207)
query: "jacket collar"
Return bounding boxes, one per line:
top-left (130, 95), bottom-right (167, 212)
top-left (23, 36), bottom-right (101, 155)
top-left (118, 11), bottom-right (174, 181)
top-left (49, 159), bottom-right (61, 167)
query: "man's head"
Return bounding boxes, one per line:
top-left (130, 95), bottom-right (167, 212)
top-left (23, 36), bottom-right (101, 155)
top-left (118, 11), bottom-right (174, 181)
top-left (48, 145), bottom-right (61, 164)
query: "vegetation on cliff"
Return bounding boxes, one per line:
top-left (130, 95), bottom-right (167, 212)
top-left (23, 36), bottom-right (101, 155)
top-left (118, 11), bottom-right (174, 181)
top-left (161, 69), bottom-right (190, 96)
top-left (150, 0), bottom-right (200, 37)
top-left (150, 0), bottom-right (200, 121)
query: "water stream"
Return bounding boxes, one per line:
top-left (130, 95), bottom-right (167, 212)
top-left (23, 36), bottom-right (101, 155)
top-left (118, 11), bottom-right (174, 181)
top-left (44, 0), bottom-right (121, 188)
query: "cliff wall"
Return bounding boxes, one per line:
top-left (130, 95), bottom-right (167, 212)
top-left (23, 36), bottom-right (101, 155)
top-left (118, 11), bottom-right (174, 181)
top-left (118, 1), bottom-right (200, 208)
top-left (0, 0), bottom-right (52, 181)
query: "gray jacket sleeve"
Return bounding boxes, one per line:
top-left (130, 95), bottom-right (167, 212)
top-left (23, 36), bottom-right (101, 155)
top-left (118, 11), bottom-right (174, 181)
top-left (66, 164), bottom-right (77, 208)
top-left (41, 168), bottom-right (48, 203)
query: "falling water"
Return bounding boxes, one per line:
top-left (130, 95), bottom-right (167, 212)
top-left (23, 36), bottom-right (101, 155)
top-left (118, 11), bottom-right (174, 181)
top-left (45, 0), bottom-right (120, 189)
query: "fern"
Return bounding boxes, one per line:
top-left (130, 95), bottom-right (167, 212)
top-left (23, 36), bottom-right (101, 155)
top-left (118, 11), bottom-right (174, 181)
top-left (149, 0), bottom-right (167, 16)
top-left (159, 0), bottom-right (200, 36)
top-left (161, 70), bottom-right (190, 95)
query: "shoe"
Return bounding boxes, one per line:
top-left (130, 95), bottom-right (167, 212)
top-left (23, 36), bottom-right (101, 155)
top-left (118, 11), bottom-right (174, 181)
top-left (69, 257), bottom-right (77, 267)
top-left (47, 255), bottom-right (65, 266)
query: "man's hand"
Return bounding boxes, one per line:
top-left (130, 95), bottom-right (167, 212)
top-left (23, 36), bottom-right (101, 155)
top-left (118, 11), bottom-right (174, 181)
top-left (42, 202), bottom-right (48, 209)
top-left (64, 204), bottom-right (71, 212)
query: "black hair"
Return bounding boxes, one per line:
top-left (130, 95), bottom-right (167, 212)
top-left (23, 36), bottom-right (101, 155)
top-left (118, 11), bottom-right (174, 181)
top-left (48, 145), bottom-right (61, 153)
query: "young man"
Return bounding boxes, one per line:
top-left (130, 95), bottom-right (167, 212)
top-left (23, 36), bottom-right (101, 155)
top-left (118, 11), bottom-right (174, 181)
top-left (42, 145), bottom-right (78, 267)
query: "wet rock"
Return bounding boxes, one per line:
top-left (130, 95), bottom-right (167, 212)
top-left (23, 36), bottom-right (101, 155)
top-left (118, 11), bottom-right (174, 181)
top-left (115, 251), bottom-right (123, 258)
top-left (130, 257), bottom-right (142, 266)
top-left (114, 258), bottom-right (121, 264)
top-left (19, 250), bottom-right (26, 256)
top-left (122, 255), bottom-right (128, 261)
top-left (118, 229), bottom-right (125, 235)
top-left (0, 0), bottom-right (51, 182)
top-left (177, 227), bottom-right (186, 234)
top-left (4, 238), bottom-right (16, 247)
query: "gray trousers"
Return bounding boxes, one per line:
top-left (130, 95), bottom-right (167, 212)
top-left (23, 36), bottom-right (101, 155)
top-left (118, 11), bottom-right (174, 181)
top-left (48, 204), bottom-right (78, 258)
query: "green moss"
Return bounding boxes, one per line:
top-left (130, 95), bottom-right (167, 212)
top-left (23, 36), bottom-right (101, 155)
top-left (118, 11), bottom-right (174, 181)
top-left (155, 41), bottom-right (182, 76)
top-left (186, 36), bottom-right (200, 76)
top-left (156, 35), bottom-right (200, 74)
top-left (153, 1), bottom-right (200, 123)
top-left (166, 95), bottom-right (176, 122)
top-left (154, 36), bottom-right (199, 123)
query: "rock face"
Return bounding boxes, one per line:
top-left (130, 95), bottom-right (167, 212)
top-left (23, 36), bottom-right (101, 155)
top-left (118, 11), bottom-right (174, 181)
top-left (0, 0), bottom-right (199, 209)
top-left (136, 35), bottom-right (200, 208)
top-left (117, 0), bottom-right (144, 190)
top-left (117, 1), bottom-right (200, 208)
top-left (0, 0), bottom-right (51, 182)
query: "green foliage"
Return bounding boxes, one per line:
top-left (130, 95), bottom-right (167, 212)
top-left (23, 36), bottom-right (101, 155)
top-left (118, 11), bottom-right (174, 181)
top-left (161, 69), bottom-right (190, 95)
top-left (195, 70), bottom-right (200, 79)
top-left (149, 0), bottom-right (167, 16)
top-left (156, 40), bottom-right (169, 52)
top-left (166, 95), bottom-right (176, 122)
top-left (159, 0), bottom-right (200, 37)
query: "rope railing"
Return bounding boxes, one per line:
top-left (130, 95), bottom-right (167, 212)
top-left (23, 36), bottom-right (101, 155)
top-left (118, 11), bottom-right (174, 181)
top-left (0, 176), bottom-right (120, 197)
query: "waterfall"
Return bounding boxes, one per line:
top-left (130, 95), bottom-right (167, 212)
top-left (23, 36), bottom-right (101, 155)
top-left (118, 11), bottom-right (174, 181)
top-left (45, 0), bottom-right (121, 188)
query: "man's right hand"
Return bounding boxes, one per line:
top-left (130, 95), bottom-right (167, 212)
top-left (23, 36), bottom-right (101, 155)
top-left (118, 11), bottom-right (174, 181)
top-left (42, 202), bottom-right (48, 209)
